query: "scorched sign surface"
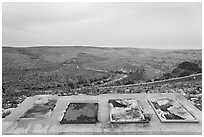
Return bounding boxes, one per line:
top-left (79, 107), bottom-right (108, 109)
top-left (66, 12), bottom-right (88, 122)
top-left (148, 97), bottom-right (198, 123)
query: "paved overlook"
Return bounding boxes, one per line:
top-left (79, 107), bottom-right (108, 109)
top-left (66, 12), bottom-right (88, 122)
top-left (2, 93), bottom-right (202, 135)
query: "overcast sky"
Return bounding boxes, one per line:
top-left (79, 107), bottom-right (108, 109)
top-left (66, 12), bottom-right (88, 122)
top-left (2, 2), bottom-right (202, 49)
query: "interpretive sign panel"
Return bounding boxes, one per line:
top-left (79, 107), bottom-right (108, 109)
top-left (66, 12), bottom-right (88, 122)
top-left (60, 103), bottom-right (98, 124)
top-left (20, 98), bottom-right (57, 119)
top-left (109, 98), bottom-right (150, 123)
top-left (148, 97), bottom-right (198, 123)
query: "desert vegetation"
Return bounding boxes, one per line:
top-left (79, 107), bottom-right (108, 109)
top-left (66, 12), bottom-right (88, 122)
top-left (2, 46), bottom-right (202, 118)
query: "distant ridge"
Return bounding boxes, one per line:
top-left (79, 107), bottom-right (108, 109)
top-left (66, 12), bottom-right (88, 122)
top-left (2, 45), bottom-right (202, 50)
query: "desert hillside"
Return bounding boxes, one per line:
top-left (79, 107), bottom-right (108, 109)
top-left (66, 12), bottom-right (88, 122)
top-left (2, 46), bottom-right (202, 92)
top-left (2, 46), bottom-right (202, 117)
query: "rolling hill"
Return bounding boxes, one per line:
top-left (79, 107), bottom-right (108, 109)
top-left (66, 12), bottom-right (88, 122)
top-left (2, 46), bottom-right (202, 93)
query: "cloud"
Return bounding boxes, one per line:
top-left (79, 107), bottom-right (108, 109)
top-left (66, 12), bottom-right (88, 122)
top-left (3, 3), bottom-right (96, 30)
top-left (2, 2), bottom-right (202, 49)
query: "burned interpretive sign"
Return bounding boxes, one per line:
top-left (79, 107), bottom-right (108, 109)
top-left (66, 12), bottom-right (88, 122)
top-left (60, 103), bottom-right (98, 124)
top-left (148, 97), bottom-right (198, 123)
top-left (109, 98), bottom-right (150, 123)
top-left (20, 98), bottom-right (57, 119)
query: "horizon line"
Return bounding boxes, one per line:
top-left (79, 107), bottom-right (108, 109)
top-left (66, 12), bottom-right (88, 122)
top-left (2, 44), bottom-right (202, 50)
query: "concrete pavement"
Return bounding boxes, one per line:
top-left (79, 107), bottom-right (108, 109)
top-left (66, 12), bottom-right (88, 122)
top-left (2, 93), bottom-right (202, 135)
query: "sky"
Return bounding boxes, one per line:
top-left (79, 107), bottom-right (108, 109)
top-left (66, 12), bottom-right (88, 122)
top-left (2, 2), bottom-right (202, 49)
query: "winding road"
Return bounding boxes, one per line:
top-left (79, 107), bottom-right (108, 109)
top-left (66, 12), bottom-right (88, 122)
top-left (71, 73), bottom-right (202, 91)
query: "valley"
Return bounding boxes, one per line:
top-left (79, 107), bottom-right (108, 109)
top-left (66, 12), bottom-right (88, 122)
top-left (2, 46), bottom-right (202, 118)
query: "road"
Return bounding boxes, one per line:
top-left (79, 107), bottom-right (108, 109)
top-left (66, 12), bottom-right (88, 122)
top-left (98, 74), bottom-right (128, 86)
top-left (99, 73), bottom-right (202, 90)
top-left (85, 67), bottom-right (108, 73)
top-left (72, 73), bottom-right (202, 91)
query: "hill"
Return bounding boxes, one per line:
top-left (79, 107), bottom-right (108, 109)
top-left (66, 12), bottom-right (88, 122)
top-left (2, 46), bottom-right (201, 93)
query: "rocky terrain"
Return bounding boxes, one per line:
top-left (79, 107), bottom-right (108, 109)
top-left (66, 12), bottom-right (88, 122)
top-left (2, 46), bottom-right (202, 118)
top-left (2, 47), bottom-right (201, 92)
top-left (2, 73), bottom-right (202, 118)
